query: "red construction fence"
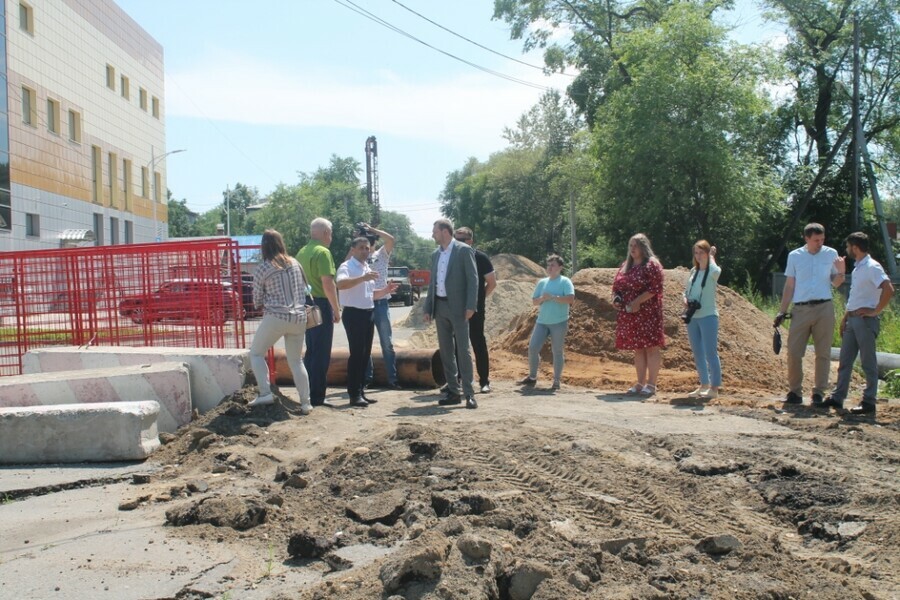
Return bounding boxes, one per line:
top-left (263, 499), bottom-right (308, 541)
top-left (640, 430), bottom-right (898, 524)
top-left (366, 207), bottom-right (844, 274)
top-left (0, 239), bottom-right (249, 377)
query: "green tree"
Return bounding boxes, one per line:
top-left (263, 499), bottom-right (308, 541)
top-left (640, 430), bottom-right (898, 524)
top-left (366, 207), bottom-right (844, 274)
top-left (166, 193), bottom-right (199, 238)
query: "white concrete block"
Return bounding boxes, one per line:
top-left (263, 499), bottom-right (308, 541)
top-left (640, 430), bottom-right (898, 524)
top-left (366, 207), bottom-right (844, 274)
top-left (0, 402), bottom-right (161, 464)
top-left (0, 362), bottom-right (191, 433)
top-left (23, 346), bottom-right (249, 413)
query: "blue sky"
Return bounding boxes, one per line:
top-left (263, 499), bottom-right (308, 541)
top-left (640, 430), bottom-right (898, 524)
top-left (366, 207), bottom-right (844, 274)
top-left (116, 0), bottom-right (782, 238)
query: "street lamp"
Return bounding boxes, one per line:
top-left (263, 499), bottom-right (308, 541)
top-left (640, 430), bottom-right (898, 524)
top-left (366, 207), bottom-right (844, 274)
top-left (149, 147), bottom-right (186, 242)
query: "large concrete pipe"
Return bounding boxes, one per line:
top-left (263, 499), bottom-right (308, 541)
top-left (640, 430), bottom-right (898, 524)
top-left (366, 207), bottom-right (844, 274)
top-left (827, 347), bottom-right (900, 378)
top-left (272, 348), bottom-right (446, 388)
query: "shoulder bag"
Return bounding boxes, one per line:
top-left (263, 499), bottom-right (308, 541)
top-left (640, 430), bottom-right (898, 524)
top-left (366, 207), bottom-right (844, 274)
top-left (295, 260), bottom-right (323, 328)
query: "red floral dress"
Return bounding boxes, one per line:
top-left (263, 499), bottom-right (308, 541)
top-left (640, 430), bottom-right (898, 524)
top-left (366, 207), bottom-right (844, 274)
top-left (612, 259), bottom-right (665, 350)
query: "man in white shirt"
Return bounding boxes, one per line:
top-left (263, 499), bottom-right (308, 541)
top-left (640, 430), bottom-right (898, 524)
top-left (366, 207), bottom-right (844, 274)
top-left (822, 232), bottom-right (894, 416)
top-left (775, 223), bottom-right (846, 406)
top-left (359, 223), bottom-right (401, 390)
top-left (336, 237), bottom-right (397, 408)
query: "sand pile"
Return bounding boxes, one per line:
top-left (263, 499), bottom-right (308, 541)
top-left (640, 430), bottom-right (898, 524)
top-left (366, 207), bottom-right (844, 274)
top-left (493, 267), bottom-right (788, 392)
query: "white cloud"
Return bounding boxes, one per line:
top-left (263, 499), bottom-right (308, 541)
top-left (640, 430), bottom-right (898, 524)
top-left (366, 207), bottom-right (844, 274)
top-left (165, 50), bottom-right (571, 156)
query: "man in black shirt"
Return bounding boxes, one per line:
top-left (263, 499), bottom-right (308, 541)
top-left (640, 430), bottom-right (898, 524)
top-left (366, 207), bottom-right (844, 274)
top-left (455, 227), bottom-right (496, 393)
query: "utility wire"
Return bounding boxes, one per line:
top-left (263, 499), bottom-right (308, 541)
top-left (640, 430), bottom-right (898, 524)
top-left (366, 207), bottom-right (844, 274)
top-left (390, 0), bottom-right (574, 77)
top-left (330, 0), bottom-right (551, 91)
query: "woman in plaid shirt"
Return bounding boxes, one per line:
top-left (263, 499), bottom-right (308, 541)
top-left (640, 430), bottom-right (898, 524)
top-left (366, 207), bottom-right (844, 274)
top-left (248, 229), bottom-right (312, 414)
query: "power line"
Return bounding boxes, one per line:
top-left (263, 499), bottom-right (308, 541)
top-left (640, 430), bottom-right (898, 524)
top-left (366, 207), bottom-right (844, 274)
top-left (330, 0), bottom-right (551, 91)
top-left (390, 0), bottom-right (574, 77)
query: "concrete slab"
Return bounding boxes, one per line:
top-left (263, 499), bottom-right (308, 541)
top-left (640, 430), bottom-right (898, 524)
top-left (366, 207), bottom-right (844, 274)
top-left (0, 362), bottom-right (191, 433)
top-left (0, 462), bottom-right (158, 496)
top-left (0, 401), bottom-right (161, 464)
top-left (23, 346), bottom-right (250, 413)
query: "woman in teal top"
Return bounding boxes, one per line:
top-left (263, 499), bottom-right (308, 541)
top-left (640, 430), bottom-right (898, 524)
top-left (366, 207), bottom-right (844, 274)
top-left (683, 240), bottom-right (722, 399)
top-left (517, 255), bottom-right (576, 391)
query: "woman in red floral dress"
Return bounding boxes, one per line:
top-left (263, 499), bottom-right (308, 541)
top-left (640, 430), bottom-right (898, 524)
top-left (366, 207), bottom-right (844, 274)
top-left (612, 233), bottom-right (665, 396)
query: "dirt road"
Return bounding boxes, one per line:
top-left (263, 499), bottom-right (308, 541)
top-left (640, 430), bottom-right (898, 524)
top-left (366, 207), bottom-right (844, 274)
top-left (4, 380), bottom-right (895, 600)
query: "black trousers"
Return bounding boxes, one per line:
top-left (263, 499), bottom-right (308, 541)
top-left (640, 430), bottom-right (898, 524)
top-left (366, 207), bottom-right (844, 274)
top-left (342, 306), bottom-right (374, 399)
top-left (468, 309), bottom-right (489, 386)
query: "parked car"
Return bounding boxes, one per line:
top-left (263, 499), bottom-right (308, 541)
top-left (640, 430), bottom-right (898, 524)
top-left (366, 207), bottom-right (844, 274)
top-left (118, 279), bottom-right (242, 325)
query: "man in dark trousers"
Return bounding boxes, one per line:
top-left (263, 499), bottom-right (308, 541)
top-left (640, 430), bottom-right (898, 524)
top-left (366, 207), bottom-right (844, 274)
top-left (455, 227), bottom-right (496, 393)
top-left (297, 217), bottom-right (341, 407)
top-left (423, 218), bottom-right (479, 409)
top-left (336, 237), bottom-right (398, 408)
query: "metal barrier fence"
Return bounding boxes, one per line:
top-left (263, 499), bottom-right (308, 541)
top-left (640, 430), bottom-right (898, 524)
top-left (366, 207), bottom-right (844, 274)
top-left (0, 239), bottom-right (248, 376)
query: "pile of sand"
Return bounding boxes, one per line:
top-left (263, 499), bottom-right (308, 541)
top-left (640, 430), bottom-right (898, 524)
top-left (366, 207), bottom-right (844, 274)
top-left (493, 267), bottom-right (787, 392)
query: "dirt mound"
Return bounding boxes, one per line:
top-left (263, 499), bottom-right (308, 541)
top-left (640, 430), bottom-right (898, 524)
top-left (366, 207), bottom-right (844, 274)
top-left (491, 253), bottom-right (546, 281)
top-left (494, 268), bottom-right (787, 392)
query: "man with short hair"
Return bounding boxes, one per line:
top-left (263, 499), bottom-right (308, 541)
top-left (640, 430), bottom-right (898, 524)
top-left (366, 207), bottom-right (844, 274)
top-left (297, 218), bottom-right (341, 407)
top-left (336, 237), bottom-right (398, 408)
top-left (822, 232), bottom-right (894, 416)
top-left (775, 223), bottom-right (846, 406)
top-left (423, 218), bottom-right (479, 409)
top-left (360, 223), bottom-right (401, 390)
top-left (455, 227), bottom-right (496, 393)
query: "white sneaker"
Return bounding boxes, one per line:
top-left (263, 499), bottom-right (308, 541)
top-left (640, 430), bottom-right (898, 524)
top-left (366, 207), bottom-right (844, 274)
top-left (688, 386), bottom-right (709, 398)
top-left (249, 393), bottom-right (274, 407)
top-left (639, 384), bottom-right (656, 397)
top-left (299, 404), bottom-right (312, 415)
top-left (480, 384), bottom-right (491, 393)
top-left (700, 388), bottom-right (719, 399)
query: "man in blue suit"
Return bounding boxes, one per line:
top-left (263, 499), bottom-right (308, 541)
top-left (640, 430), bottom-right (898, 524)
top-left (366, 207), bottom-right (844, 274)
top-left (423, 218), bottom-right (479, 409)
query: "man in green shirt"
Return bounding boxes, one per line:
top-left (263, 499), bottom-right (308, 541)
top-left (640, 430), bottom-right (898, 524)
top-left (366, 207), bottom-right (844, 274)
top-left (297, 217), bottom-right (341, 407)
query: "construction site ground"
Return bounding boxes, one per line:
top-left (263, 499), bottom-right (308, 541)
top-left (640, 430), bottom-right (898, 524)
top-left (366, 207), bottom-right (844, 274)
top-left (1, 256), bottom-right (898, 600)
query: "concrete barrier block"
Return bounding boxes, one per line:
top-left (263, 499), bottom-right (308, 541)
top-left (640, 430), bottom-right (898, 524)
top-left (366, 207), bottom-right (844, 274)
top-left (0, 401), bottom-right (161, 464)
top-left (23, 346), bottom-right (249, 413)
top-left (0, 362), bottom-right (191, 433)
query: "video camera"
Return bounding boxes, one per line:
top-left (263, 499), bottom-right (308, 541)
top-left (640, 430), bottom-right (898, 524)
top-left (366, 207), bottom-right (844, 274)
top-left (355, 223), bottom-right (379, 245)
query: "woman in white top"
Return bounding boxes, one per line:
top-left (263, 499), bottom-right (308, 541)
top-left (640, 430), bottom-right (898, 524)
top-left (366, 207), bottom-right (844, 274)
top-left (248, 229), bottom-right (311, 414)
top-left (683, 240), bottom-right (722, 399)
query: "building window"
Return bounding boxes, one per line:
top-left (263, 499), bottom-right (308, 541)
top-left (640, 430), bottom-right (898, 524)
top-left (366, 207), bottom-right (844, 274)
top-left (108, 152), bottom-right (118, 208)
top-left (110, 217), bottom-right (119, 245)
top-left (68, 110), bottom-right (82, 143)
top-left (141, 166), bottom-right (149, 198)
top-left (0, 191), bottom-right (10, 231)
top-left (123, 158), bottom-right (132, 211)
top-left (151, 96), bottom-right (160, 119)
top-left (124, 220), bottom-right (133, 244)
top-left (47, 98), bottom-right (60, 134)
top-left (120, 75), bottom-right (129, 100)
top-left (19, 2), bottom-right (34, 35)
top-left (26, 213), bottom-right (40, 237)
top-left (106, 64), bottom-right (115, 90)
top-left (93, 213), bottom-right (103, 246)
top-left (139, 88), bottom-right (147, 111)
top-left (91, 145), bottom-right (102, 204)
top-left (21, 86), bottom-right (37, 126)
top-left (154, 171), bottom-right (162, 202)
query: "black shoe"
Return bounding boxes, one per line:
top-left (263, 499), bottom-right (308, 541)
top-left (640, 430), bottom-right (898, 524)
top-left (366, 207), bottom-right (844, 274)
top-left (466, 395), bottom-right (478, 409)
top-left (386, 382), bottom-right (402, 390)
top-left (349, 397), bottom-right (369, 408)
top-left (321, 399), bottom-right (338, 408)
top-left (439, 383), bottom-right (450, 394)
top-left (848, 403), bottom-right (876, 416)
top-left (821, 395), bottom-right (843, 410)
top-left (518, 376), bottom-right (537, 387)
top-left (811, 393), bottom-right (824, 407)
top-left (361, 394), bottom-right (378, 404)
top-left (782, 391), bottom-right (803, 405)
top-left (438, 393), bottom-right (462, 406)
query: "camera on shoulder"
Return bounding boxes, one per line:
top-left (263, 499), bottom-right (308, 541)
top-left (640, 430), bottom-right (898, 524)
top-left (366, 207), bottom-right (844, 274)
top-left (681, 300), bottom-right (701, 324)
top-left (355, 222), bottom-right (379, 244)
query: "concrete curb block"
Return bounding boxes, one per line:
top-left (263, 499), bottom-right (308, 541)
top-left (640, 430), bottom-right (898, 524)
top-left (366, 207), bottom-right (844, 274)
top-left (0, 401), bottom-right (161, 464)
top-left (0, 362), bottom-right (191, 433)
top-left (23, 346), bottom-right (249, 413)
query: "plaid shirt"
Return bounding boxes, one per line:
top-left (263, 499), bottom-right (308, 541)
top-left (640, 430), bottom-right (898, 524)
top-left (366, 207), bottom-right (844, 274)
top-left (368, 246), bottom-right (391, 301)
top-left (252, 258), bottom-right (308, 323)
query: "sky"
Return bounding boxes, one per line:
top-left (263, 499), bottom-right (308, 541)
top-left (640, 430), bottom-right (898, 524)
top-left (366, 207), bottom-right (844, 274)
top-left (115, 0), bottom-right (783, 239)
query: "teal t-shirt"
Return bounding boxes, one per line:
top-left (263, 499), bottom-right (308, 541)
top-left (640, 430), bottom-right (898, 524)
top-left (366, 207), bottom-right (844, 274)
top-left (684, 262), bottom-right (721, 320)
top-left (533, 276), bottom-right (575, 324)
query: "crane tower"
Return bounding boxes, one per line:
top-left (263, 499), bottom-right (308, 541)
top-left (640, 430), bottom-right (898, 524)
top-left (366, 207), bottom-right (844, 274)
top-left (365, 136), bottom-right (381, 226)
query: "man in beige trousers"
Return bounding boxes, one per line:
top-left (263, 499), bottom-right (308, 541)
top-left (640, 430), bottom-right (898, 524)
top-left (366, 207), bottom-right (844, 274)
top-left (774, 223), bottom-right (846, 406)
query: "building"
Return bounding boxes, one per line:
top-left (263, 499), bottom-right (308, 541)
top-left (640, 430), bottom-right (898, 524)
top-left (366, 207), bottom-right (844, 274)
top-left (1, 0), bottom-right (167, 251)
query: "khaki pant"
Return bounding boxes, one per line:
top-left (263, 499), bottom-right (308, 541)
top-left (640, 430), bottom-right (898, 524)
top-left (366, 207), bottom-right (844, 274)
top-left (787, 302), bottom-right (835, 396)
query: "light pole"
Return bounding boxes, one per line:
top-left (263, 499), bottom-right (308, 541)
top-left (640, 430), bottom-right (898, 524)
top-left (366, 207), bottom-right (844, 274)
top-left (149, 147), bottom-right (186, 242)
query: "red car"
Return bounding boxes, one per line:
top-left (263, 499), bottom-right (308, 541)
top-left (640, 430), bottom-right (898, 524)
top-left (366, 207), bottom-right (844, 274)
top-left (118, 279), bottom-right (242, 325)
